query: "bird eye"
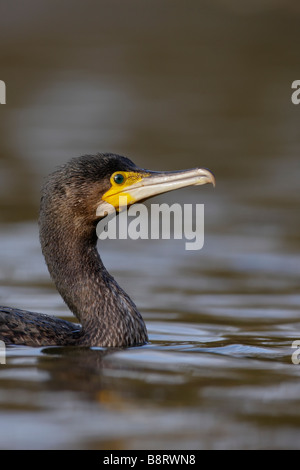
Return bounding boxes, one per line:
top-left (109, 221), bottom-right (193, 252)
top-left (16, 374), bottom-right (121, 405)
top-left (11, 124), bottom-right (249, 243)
top-left (113, 173), bottom-right (125, 185)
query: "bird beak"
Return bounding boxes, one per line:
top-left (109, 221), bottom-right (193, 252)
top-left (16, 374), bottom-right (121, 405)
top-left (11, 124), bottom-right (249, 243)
top-left (96, 167), bottom-right (215, 217)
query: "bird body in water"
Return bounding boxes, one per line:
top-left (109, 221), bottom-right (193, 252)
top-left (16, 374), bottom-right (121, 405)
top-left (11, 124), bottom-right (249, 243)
top-left (0, 154), bottom-right (215, 348)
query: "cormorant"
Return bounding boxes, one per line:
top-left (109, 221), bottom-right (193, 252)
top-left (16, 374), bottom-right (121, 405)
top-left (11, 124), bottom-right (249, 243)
top-left (0, 154), bottom-right (215, 347)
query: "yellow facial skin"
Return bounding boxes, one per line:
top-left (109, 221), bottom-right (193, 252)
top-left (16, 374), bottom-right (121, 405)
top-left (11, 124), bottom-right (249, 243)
top-left (102, 171), bottom-right (150, 211)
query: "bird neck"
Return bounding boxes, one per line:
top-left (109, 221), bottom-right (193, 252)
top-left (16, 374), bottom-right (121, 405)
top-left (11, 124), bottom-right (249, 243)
top-left (39, 224), bottom-right (148, 347)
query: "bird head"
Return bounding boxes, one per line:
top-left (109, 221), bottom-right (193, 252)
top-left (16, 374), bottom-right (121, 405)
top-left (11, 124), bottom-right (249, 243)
top-left (94, 153), bottom-right (215, 218)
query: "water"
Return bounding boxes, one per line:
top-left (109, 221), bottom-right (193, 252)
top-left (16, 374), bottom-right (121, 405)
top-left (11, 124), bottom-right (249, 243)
top-left (0, 212), bottom-right (299, 449)
top-left (1, 0), bottom-right (300, 450)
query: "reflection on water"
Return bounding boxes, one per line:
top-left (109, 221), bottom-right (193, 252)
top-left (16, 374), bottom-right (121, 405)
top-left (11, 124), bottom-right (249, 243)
top-left (0, 218), bottom-right (300, 449)
top-left (1, 0), bottom-right (300, 450)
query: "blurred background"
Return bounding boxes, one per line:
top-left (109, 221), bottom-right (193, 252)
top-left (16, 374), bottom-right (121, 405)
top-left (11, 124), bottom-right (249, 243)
top-left (0, 0), bottom-right (300, 450)
top-left (1, 0), bottom-right (300, 222)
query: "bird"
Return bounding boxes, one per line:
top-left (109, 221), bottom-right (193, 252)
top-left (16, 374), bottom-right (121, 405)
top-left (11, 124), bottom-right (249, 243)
top-left (0, 153), bottom-right (215, 348)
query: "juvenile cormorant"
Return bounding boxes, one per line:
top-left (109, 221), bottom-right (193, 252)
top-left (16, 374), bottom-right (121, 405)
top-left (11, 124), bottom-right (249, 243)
top-left (0, 154), bottom-right (215, 347)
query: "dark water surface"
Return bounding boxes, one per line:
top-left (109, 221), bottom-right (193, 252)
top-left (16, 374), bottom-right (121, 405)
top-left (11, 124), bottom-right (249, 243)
top-left (0, 1), bottom-right (300, 449)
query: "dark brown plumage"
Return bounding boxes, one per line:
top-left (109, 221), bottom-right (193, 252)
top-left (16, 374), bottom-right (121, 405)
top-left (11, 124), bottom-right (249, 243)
top-left (0, 154), bottom-right (148, 347)
top-left (0, 153), bottom-right (215, 348)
